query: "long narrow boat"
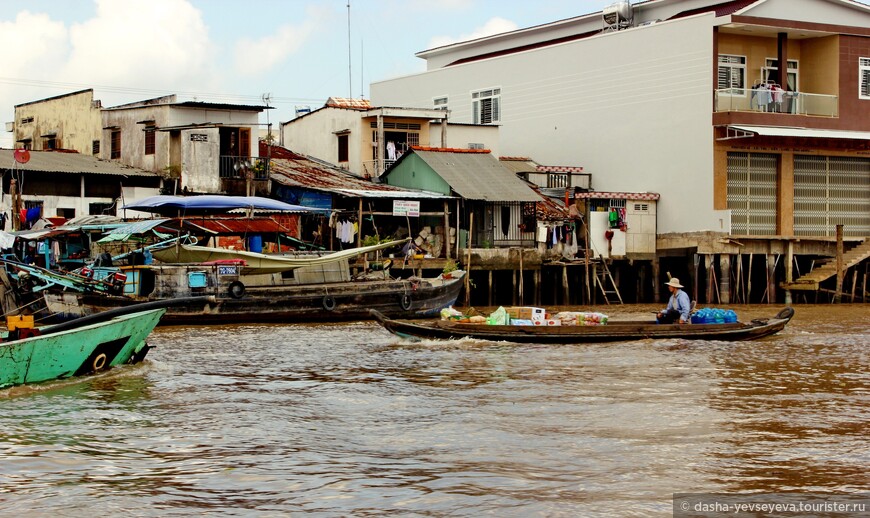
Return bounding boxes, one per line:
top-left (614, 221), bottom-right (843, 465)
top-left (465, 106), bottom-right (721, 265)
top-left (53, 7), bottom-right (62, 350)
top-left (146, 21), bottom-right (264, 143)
top-left (369, 307), bottom-right (795, 344)
top-left (0, 307), bottom-right (165, 389)
top-left (43, 268), bottom-right (467, 325)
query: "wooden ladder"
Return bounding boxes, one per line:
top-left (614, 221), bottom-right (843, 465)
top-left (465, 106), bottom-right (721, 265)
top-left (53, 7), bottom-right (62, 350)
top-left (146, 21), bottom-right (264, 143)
top-left (594, 258), bottom-right (623, 305)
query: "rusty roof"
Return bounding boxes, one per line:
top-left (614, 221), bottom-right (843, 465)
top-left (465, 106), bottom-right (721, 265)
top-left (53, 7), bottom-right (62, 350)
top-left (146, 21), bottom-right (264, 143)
top-left (170, 216), bottom-right (292, 235)
top-left (262, 144), bottom-right (445, 198)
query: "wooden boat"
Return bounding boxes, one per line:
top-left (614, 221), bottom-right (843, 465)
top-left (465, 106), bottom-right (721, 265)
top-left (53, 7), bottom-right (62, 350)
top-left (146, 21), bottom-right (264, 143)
top-left (149, 239), bottom-right (409, 275)
top-left (369, 307), bottom-right (796, 344)
top-left (42, 263), bottom-right (467, 325)
top-left (0, 305), bottom-right (165, 389)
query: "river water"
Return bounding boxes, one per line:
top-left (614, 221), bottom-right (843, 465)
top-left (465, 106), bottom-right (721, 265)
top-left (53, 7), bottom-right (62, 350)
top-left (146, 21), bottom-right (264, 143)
top-left (1, 304), bottom-right (868, 517)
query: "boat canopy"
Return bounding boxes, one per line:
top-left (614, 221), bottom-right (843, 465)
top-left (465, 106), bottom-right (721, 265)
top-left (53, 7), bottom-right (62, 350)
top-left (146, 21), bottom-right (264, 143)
top-left (122, 195), bottom-right (327, 215)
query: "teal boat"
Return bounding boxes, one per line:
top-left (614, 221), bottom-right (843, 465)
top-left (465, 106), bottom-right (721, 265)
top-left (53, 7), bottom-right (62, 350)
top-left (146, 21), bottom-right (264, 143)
top-left (0, 307), bottom-right (165, 389)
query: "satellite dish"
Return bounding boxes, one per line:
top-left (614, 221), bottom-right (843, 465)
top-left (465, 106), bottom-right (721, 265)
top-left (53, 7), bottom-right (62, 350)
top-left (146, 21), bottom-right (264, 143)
top-left (14, 148), bottom-right (30, 164)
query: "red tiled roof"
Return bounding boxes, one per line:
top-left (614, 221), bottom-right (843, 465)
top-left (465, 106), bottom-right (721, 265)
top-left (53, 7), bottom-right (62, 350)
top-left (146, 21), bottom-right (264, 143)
top-left (325, 97), bottom-right (372, 110)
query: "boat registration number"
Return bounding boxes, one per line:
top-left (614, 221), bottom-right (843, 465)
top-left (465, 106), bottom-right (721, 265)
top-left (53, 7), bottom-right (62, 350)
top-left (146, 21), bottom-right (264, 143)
top-left (218, 266), bottom-right (238, 276)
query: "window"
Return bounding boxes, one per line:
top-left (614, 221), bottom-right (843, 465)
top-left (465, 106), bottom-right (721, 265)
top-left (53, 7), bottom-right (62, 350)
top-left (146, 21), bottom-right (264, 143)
top-left (110, 130), bottom-right (121, 159)
top-left (337, 134), bottom-right (349, 162)
top-left (144, 126), bottom-right (156, 155)
top-left (472, 88), bottom-right (500, 124)
top-left (861, 57), bottom-right (870, 99)
top-left (433, 96), bottom-right (448, 111)
top-left (56, 208), bottom-right (76, 219)
top-left (44, 137), bottom-right (57, 150)
top-left (718, 55), bottom-right (746, 91)
top-left (89, 202), bottom-right (116, 216)
top-left (763, 58), bottom-right (798, 91)
top-left (92, 140), bottom-right (100, 155)
top-left (20, 116), bottom-right (33, 124)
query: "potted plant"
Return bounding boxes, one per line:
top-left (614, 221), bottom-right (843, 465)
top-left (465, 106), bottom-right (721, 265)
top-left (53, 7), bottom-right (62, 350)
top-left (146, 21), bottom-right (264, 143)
top-left (442, 259), bottom-right (458, 279)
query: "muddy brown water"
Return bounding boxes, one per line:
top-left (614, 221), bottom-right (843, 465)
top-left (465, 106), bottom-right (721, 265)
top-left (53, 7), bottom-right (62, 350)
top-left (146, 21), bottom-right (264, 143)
top-left (1, 304), bottom-right (867, 516)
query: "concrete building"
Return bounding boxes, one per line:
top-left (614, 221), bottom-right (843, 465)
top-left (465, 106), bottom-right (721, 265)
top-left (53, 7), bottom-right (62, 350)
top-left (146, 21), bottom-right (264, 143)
top-left (101, 95), bottom-right (269, 195)
top-left (11, 89), bottom-right (103, 155)
top-left (371, 0), bottom-right (870, 303)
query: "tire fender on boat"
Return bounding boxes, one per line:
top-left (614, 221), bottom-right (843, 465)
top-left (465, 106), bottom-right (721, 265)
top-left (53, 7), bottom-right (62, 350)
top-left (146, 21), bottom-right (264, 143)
top-left (228, 281), bottom-right (246, 299)
top-left (323, 295), bottom-right (336, 311)
top-left (399, 293), bottom-right (412, 311)
top-left (92, 353), bottom-right (107, 371)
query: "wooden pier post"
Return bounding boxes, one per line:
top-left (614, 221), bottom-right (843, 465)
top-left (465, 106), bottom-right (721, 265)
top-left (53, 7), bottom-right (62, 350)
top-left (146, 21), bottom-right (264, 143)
top-left (705, 254), bottom-right (714, 303)
top-left (719, 254), bottom-right (731, 304)
top-left (784, 240), bottom-right (794, 305)
top-left (766, 254), bottom-right (777, 304)
top-left (835, 224), bottom-right (844, 303)
top-left (562, 264), bottom-right (569, 305)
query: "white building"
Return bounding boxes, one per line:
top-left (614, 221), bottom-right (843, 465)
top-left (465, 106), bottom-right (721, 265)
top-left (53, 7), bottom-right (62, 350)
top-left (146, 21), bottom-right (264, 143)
top-left (371, 0), bottom-right (870, 239)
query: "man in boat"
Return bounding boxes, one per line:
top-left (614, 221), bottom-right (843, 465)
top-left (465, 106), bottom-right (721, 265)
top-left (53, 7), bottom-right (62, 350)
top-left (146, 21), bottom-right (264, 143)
top-left (656, 278), bottom-right (692, 324)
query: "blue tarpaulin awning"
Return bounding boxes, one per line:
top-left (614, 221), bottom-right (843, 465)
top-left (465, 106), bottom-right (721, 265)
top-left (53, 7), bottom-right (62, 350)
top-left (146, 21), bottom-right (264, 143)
top-left (122, 195), bottom-right (327, 215)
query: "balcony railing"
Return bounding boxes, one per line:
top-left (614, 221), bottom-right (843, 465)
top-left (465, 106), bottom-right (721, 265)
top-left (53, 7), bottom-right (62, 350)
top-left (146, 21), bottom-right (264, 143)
top-left (219, 156), bottom-right (270, 179)
top-left (524, 171), bottom-right (592, 190)
top-left (714, 88), bottom-right (838, 117)
top-left (362, 159), bottom-right (396, 178)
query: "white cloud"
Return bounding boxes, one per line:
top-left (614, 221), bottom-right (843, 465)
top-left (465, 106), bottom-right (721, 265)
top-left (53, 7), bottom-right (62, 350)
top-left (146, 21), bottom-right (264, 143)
top-left (233, 20), bottom-right (317, 75)
top-left (63, 0), bottom-right (219, 95)
top-left (427, 17), bottom-right (518, 49)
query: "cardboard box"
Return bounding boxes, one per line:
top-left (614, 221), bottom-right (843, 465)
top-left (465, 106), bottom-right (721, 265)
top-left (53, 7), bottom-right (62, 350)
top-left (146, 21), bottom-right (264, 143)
top-left (506, 307), bottom-right (545, 321)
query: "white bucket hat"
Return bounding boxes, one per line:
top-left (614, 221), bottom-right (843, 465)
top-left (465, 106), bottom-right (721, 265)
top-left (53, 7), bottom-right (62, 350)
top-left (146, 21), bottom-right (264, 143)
top-left (665, 277), bottom-right (683, 288)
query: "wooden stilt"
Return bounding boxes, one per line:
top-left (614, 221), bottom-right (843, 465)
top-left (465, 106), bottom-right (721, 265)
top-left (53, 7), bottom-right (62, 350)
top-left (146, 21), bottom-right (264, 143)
top-left (562, 264), bottom-right (569, 305)
top-left (705, 254), bottom-right (714, 303)
top-left (735, 253), bottom-right (743, 304)
top-left (747, 253), bottom-right (753, 303)
top-left (835, 224), bottom-right (844, 303)
top-left (488, 270), bottom-right (493, 307)
top-left (719, 254), bottom-right (730, 304)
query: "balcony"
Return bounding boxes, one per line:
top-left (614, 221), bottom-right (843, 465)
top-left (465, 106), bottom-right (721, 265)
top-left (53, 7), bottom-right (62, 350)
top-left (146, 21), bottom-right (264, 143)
top-left (219, 156), bottom-right (271, 179)
top-left (714, 88), bottom-right (838, 117)
top-left (362, 159), bottom-right (396, 178)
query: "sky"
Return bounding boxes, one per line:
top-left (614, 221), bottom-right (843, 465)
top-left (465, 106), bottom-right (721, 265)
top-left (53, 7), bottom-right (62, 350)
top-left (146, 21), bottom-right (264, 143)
top-left (0, 0), bottom-right (612, 148)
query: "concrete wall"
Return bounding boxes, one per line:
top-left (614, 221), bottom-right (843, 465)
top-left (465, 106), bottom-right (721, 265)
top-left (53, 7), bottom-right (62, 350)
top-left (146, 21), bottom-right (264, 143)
top-left (427, 123), bottom-right (500, 156)
top-left (14, 90), bottom-right (102, 154)
top-left (181, 127), bottom-right (220, 193)
top-left (372, 15), bottom-right (716, 234)
top-left (281, 108), bottom-right (361, 173)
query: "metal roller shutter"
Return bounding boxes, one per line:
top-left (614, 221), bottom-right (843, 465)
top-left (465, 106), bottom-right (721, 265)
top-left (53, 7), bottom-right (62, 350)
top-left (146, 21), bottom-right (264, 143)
top-left (727, 152), bottom-right (778, 235)
top-left (794, 155), bottom-right (870, 237)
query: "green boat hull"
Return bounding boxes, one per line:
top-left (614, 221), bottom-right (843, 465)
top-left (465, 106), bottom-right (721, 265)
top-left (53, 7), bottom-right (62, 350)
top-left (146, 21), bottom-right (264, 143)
top-left (0, 308), bottom-right (165, 389)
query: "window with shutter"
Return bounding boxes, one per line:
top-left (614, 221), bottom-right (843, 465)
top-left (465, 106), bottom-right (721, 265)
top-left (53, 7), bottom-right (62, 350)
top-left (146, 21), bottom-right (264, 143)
top-left (860, 58), bottom-right (870, 99)
top-left (718, 55), bottom-right (746, 92)
top-left (471, 88), bottom-right (501, 124)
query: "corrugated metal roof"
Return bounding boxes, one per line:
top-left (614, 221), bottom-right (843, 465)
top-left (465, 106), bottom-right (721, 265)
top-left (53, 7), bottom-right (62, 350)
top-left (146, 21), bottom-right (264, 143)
top-left (263, 144), bottom-right (449, 199)
top-left (0, 150), bottom-right (160, 177)
top-left (410, 149), bottom-right (540, 202)
top-left (333, 189), bottom-right (450, 199)
top-left (499, 157), bottom-right (539, 174)
top-left (174, 217), bottom-right (293, 234)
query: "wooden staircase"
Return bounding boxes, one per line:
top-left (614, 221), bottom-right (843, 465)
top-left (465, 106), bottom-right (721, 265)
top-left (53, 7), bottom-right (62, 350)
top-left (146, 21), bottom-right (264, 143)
top-left (782, 238), bottom-right (870, 290)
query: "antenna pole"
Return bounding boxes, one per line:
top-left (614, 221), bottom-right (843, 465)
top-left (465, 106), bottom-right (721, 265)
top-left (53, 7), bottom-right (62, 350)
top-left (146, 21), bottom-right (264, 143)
top-left (347, 1), bottom-right (352, 98)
